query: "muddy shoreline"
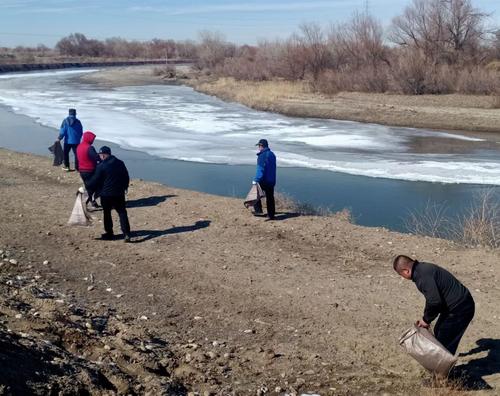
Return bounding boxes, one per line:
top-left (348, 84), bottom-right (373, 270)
top-left (0, 147), bottom-right (499, 394)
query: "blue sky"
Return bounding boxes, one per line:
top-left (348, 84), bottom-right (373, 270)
top-left (0, 0), bottom-right (498, 47)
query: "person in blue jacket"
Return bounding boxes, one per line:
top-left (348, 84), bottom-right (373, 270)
top-left (58, 108), bottom-right (83, 171)
top-left (253, 139), bottom-right (276, 220)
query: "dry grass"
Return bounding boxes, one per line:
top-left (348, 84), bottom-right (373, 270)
top-left (189, 75), bottom-right (500, 133)
top-left (421, 376), bottom-right (470, 396)
top-left (275, 192), bottom-right (353, 221)
top-left (404, 190), bottom-right (500, 248)
top-left (454, 190), bottom-right (500, 248)
top-left (197, 77), bottom-right (312, 107)
top-left (404, 201), bottom-right (450, 239)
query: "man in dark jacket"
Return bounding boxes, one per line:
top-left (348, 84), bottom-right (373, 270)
top-left (393, 255), bottom-right (475, 355)
top-left (76, 131), bottom-right (100, 208)
top-left (58, 108), bottom-right (83, 171)
top-left (87, 146), bottom-right (132, 242)
top-left (253, 139), bottom-right (277, 220)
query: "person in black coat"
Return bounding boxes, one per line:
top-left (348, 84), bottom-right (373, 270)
top-left (393, 255), bottom-right (475, 355)
top-left (87, 146), bottom-right (132, 242)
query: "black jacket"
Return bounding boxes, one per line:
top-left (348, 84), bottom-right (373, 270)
top-left (87, 155), bottom-right (129, 197)
top-left (412, 261), bottom-right (473, 324)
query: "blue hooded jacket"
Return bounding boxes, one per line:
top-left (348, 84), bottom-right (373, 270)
top-left (254, 147), bottom-right (276, 187)
top-left (59, 115), bottom-right (83, 145)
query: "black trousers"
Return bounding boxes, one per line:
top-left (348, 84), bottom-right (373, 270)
top-left (435, 295), bottom-right (475, 355)
top-left (80, 171), bottom-right (98, 203)
top-left (63, 143), bottom-right (79, 169)
top-left (254, 183), bottom-right (275, 219)
top-left (100, 195), bottom-right (131, 236)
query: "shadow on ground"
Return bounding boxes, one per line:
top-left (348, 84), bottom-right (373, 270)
top-left (130, 220), bottom-right (211, 243)
top-left (272, 212), bottom-right (302, 221)
top-left (453, 338), bottom-right (500, 391)
top-left (127, 195), bottom-right (176, 208)
top-left (253, 212), bottom-right (301, 221)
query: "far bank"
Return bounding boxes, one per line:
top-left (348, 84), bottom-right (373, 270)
top-left (78, 66), bottom-right (500, 134)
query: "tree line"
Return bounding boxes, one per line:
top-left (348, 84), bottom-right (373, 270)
top-left (199, 0), bottom-right (500, 95)
top-left (0, 34), bottom-right (197, 64)
top-left (1, 0), bottom-right (499, 95)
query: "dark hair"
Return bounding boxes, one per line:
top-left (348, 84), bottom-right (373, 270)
top-left (393, 255), bottom-right (415, 272)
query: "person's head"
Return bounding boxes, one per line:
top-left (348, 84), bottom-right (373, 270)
top-left (98, 146), bottom-right (111, 160)
top-left (256, 139), bottom-right (269, 152)
top-left (82, 131), bottom-right (96, 144)
top-left (393, 255), bottom-right (415, 280)
top-left (68, 108), bottom-right (76, 117)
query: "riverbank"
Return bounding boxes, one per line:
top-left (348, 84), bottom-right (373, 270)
top-left (1, 105), bottom-right (498, 234)
top-left (1, 147), bottom-right (499, 394)
top-left (77, 66), bottom-right (500, 134)
top-left (0, 59), bottom-right (191, 74)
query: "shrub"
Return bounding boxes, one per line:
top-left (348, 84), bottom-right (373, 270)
top-left (404, 201), bottom-right (450, 238)
top-left (454, 190), bottom-right (500, 248)
top-left (455, 67), bottom-right (500, 95)
top-left (390, 50), bottom-right (430, 94)
top-left (152, 64), bottom-right (176, 78)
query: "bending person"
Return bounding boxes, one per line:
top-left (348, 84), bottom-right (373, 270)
top-left (393, 255), bottom-right (475, 355)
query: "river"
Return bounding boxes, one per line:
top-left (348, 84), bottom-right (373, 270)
top-left (1, 69), bottom-right (499, 232)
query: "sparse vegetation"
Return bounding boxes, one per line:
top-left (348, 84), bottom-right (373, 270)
top-left (275, 192), bottom-right (353, 221)
top-left (197, 0), bottom-right (500, 96)
top-left (404, 190), bottom-right (500, 248)
top-left (404, 201), bottom-right (450, 239)
top-left (152, 64), bottom-right (177, 78)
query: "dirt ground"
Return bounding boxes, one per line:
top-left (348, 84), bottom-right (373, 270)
top-left (77, 66), bottom-right (500, 134)
top-left (0, 148), bottom-right (499, 395)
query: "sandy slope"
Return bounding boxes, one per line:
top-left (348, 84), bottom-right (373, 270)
top-left (0, 148), bottom-right (499, 395)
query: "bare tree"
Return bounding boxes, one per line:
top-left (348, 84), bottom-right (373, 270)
top-left (298, 22), bottom-right (331, 80)
top-left (196, 30), bottom-right (235, 70)
top-left (176, 40), bottom-right (198, 59)
top-left (495, 30), bottom-right (500, 59)
top-left (280, 35), bottom-right (308, 80)
top-left (56, 33), bottom-right (105, 57)
top-left (330, 11), bottom-right (389, 69)
top-left (390, 0), bottom-right (488, 64)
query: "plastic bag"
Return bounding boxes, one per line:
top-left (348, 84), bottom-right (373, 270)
top-left (48, 140), bottom-right (64, 166)
top-left (244, 183), bottom-right (265, 208)
top-left (399, 325), bottom-right (457, 377)
top-left (68, 191), bottom-right (92, 226)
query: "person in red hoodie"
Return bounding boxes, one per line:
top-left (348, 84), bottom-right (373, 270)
top-left (77, 131), bottom-right (101, 208)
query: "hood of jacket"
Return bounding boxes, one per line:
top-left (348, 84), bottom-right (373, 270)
top-left (82, 131), bottom-right (96, 144)
top-left (67, 115), bottom-right (77, 126)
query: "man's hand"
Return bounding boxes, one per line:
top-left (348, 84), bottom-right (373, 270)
top-left (78, 187), bottom-right (85, 194)
top-left (416, 319), bottom-right (430, 329)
